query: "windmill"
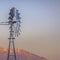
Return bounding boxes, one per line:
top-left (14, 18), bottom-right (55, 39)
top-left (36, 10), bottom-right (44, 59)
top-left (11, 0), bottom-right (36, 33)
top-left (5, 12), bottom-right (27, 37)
top-left (0, 7), bottom-right (21, 60)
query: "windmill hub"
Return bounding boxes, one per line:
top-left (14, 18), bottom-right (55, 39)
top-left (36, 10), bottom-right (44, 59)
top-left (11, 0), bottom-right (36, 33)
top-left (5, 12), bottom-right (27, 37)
top-left (9, 20), bottom-right (16, 24)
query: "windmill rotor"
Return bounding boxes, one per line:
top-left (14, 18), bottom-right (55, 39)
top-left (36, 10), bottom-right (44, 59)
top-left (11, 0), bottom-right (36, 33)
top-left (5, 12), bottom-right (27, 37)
top-left (8, 7), bottom-right (21, 37)
top-left (0, 7), bottom-right (21, 37)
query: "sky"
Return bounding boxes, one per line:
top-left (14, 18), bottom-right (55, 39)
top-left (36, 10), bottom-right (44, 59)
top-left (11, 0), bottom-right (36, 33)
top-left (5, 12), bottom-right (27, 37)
top-left (0, 0), bottom-right (60, 60)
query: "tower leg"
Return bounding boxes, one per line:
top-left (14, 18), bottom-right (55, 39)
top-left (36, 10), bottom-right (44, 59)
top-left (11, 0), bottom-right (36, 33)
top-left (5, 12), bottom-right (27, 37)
top-left (12, 39), bottom-right (16, 60)
top-left (7, 39), bottom-right (11, 60)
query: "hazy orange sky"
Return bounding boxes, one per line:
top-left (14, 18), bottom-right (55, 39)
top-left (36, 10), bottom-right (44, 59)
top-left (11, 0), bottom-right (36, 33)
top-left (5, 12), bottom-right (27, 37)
top-left (0, 0), bottom-right (60, 60)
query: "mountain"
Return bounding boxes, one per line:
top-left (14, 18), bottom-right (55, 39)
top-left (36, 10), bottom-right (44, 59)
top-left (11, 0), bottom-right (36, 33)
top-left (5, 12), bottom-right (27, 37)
top-left (0, 47), bottom-right (48, 60)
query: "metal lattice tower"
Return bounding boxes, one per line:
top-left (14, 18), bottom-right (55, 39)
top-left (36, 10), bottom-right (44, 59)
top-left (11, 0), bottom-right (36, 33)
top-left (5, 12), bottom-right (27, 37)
top-left (0, 7), bottom-right (21, 60)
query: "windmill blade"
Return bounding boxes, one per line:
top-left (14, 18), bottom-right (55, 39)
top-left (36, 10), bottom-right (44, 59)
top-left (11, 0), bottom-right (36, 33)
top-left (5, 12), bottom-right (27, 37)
top-left (13, 22), bottom-right (21, 34)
